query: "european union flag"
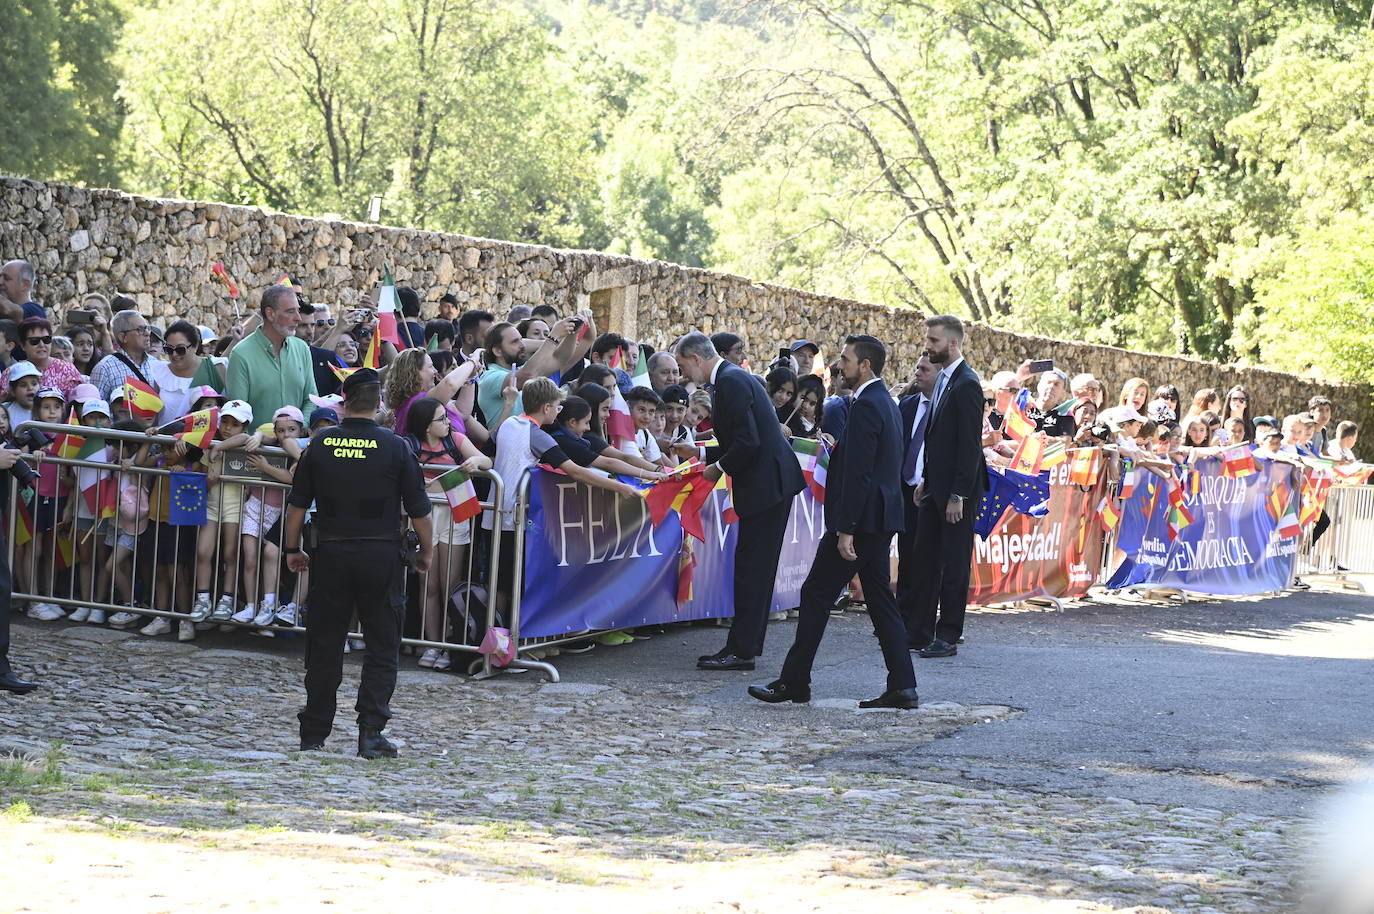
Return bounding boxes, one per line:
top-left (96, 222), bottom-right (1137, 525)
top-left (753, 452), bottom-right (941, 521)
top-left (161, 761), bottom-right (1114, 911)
top-left (974, 465), bottom-right (1051, 539)
top-left (168, 471), bottom-right (208, 526)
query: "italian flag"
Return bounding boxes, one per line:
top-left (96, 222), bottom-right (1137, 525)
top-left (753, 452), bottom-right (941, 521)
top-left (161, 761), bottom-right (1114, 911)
top-left (792, 437), bottom-right (829, 503)
top-left (82, 477), bottom-right (118, 521)
top-left (376, 263), bottom-right (403, 347)
top-left (630, 345), bottom-right (650, 387)
top-left (1277, 492), bottom-right (1302, 539)
top-left (436, 467), bottom-right (483, 523)
top-left (51, 408), bottom-right (86, 459)
top-left (605, 385), bottom-right (635, 448)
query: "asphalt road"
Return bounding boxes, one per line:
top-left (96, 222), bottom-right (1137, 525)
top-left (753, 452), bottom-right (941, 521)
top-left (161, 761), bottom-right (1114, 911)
top-left (546, 582), bottom-right (1374, 819)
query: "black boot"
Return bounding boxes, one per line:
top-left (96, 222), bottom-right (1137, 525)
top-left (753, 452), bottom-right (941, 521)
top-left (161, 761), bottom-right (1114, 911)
top-left (358, 729), bottom-right (398, 759)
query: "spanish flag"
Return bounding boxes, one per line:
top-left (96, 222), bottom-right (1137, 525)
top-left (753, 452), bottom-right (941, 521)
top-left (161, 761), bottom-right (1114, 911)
top-left (124, 377), bottom-right (164, 421)
top-left (51, 408), bottom-right (86, 460)
top-left (364, 321), bottom-right (382, 369)
top-left (1010, 433), bottom-right (1045, 476)
top-left (1097, 496), bottom-right (1120, 532)
top-left (163, 407), bottom-right (219, 450)
top-left (1004, 389), bottom-right (1036, 441)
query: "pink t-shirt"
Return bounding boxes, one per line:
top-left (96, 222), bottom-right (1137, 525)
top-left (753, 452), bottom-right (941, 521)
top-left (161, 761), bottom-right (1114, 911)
top-left (3, 358), bottom-right (84, 399)
top-left (394, 391), bottom-right (466, 440)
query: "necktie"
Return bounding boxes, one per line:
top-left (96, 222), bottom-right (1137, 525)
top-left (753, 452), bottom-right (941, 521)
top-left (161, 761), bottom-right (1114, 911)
top-left (931, 371), bottom-right (949, 419)
top-left (902, 400), bottom-right (930, 484)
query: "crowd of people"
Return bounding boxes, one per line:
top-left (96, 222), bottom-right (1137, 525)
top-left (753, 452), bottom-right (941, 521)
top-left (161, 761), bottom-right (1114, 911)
top-left (0, 255), bottom-right (1359, 687)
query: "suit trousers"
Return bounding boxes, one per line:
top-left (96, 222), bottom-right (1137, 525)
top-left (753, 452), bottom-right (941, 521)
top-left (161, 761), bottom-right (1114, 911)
top-left (780, 531), bottom-right (916, 692)
top-left (904, 495), bottom-right (976, 647)
top-left (724, 498), bottom-right (794, 659)
top-left (298, 541), bottom-right (407, 742)
top-left (0, 532), bottom-right (11, 676)
top-left (895, 484), bottom-right (921, 632)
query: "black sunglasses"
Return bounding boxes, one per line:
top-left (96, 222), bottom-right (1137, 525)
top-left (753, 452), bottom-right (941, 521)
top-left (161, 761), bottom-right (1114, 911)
top-left (24, 335), bottom-right (51, 346)
top-left (984, 397), bottom-right (995, 405)
top-left (163, 343), bottom-right (193, 356)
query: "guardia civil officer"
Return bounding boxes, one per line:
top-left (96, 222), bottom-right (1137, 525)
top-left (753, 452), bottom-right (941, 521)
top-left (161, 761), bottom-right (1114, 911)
top-left (283, 368), bottom-right (433, 759)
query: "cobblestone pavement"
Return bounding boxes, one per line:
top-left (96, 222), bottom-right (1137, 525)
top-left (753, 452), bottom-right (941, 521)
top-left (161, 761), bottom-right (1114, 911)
top-left (0, 608), bottom-right (1324, 913)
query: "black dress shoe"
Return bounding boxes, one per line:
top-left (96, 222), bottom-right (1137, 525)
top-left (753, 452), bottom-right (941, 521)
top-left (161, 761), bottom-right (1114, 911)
top-left (698, 653), bottom-right (754, 671)
top-left (358, 730), bottom-right (398, 759)
top-left (858, 688), bottom-right (919, 709)
top-left (697, 649), bottom-right (727, 664)
top-left (299, 739), bottom-right (325, 751)
top-left (919, 638), bottom-right (958, 658)
top-left (747, 680), bottom-right (811, 704)
top-left (0, 672), bottom-right (38, 694)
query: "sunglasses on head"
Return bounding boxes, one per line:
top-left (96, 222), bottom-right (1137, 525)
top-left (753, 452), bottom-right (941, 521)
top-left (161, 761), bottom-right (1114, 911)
top-left (163, 343), bottom-right (193, 356)
top-left (24, 335), bottom-right (51, 346)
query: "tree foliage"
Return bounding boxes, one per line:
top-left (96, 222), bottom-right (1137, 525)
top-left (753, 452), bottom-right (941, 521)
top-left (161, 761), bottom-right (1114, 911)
top-left (0, 0), bottom-right (124, 184)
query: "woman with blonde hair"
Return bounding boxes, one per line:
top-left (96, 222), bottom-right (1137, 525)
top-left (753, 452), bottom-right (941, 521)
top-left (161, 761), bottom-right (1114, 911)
top-left (1117, 377), bottom-right (1149, 412)
top-left (383, 347), bottom-right (490, 446)
top-left (1185, 388), bottom-right (1220, 421)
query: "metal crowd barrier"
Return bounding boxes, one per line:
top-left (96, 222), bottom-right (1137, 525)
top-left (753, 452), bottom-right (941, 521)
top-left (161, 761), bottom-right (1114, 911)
top-left (1298, 484), bottom-right (1374, 589)
top-left (7, 420), bottom-right (508, 675)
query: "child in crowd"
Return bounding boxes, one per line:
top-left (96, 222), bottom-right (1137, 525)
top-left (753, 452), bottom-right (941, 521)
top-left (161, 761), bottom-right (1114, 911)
top-left (21, 388), bottom-right (71, 620)
top-left (685, 389), bottom-right (712, 438)
top-left (104, 420), bottom-right (153, 631)
top-left (619, 386), bottom-right (671, 467)
top-left (487, 378), bottom-right (643, 614)
top-left (549, 396), bottom-right (665, 481)
top-left (234, 406), bottom-right (303, 629)
top-left (137, 420), bottom-right (204, 641)
top-left (661, 385), bottom-right (694, 449)
top-left (65, 399), bottom-right (113, 625)
top-left (404, 396), bottom-right (492, 671)
top-left (190, 399), bottom-right (255, 623)
top-left (6, 362), bottom-right (40, 430)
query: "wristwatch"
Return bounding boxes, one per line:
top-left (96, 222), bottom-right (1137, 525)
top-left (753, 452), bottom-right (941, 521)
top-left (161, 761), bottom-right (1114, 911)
top-left (949, 494), bottom-right (964, 503)
top-left (284, 546), bottom-right (301, 554)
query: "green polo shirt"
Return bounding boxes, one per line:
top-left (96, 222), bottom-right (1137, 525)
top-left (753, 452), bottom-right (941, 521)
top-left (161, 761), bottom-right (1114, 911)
top-left (225, 329), bottom-right (318, 427)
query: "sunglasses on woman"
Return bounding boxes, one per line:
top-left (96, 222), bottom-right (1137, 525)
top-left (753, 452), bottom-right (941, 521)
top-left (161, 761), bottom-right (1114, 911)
top-left (163, 343), bottom-right (193, 356)
top-left (24, 336), bottom-right (51, 346)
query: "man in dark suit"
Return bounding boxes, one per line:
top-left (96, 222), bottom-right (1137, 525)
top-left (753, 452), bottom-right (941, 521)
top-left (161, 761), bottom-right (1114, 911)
top-left (906, 315), bottom-right (987, 658)
top-left (896, 353), bottom-right (937, 632)
top-left (748, 335), bottom-right (917, 709)
top-left (673, 331), bottom-right (806, 671)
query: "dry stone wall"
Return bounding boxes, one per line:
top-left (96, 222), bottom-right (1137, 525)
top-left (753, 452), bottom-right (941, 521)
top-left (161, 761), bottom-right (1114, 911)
top-left (2, 175), bottom-right (1370, 437)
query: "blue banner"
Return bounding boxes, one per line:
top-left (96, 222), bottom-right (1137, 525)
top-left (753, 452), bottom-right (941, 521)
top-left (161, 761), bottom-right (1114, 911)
top-left (1108, 457), bottom-right (1300, 594)
top-left (520, 469), bottom-right (825, 638)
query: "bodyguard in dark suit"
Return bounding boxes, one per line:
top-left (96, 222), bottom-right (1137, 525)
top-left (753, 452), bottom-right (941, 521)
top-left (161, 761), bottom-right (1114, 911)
top-left (896, 354), bottom-right (937, 633)
top-left (672, 332), bottom-right (806, 670)
top-left (907, 315), bottom-right (988, 658)
top-left (749, 335), bottom-right (917, 708)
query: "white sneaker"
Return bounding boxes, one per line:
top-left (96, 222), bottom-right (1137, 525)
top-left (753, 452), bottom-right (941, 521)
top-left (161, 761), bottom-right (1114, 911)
top-left (68, 606), bottom-right (91, 623)
top-left (209, 594), bottom-right (236, 621)
top-left (87, 609), bottom-right (106, 625)
top-left (140, 617), bottom-right (172, 637)
top-left (274, 602), bottom-right (298, 627)
top-left (189, 594), bottom-right (212, 623)
top-left (27, 603), bottom-right (65, 621)
top-left (432, 650), bottom-right (451, 671)
top-left (231, 604), bottom-right (257, 625)
top-left (252, 602), bottom-right (276, 627)
top-left (418, 648), bottom-right (439, 668)
top-left (177, 620), bottom-right (196, 642)
top-left (108, 611), bottom-right (141, 629)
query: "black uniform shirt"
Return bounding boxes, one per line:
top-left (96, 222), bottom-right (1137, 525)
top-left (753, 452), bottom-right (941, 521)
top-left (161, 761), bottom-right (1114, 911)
top-left (288, 416), bottom-right (431, 538)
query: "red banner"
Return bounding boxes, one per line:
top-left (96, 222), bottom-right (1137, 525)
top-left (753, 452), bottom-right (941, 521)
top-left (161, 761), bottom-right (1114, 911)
top-left (969, 453), bottom-right (1110, 605)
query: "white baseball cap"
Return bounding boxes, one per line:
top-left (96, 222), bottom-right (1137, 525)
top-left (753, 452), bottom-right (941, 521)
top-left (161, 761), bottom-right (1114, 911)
top-left (221, 399), bottom-right (254, 424)
top-left (81, 399), bottom-right (112, 418)
top-left (34, 386), bottom-right (64, 402)
top-left (1101, 405), bottom-right (1147, 426)
top-left (7, 362), bottom-right (40, 383)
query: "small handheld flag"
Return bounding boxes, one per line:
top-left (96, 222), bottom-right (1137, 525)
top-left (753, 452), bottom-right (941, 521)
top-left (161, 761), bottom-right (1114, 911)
top-left (436, 467), bottom-right (483, 523)
top-left (1010, 433), bottom-right (1046, 475)
top-left (376, 263), bottom-right (403, 347)
top-left (210, 262), bottom-right (240, 299)
top-left (1004, 389), bottom-right (1036, 441)
top-left (1220, 444), bottom-right (1257, 479)
top-left (364, 321), bottom-right (382, 369)
top-left (124, 377), bottom-right (164, 421)
top-left (162, 408), bottom-right (219, 450)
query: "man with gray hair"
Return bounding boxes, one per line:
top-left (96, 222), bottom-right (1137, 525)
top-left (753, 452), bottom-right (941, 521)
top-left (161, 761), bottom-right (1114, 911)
top-left (0, 260), bottom-right (45, 323)
top-left (227, 285), bottom-right (317, 427)
top-left (673, 331), bottom-right (805, 671)
top-left (90, 309), bottom-right (157, 403)
top-left (647, 351), bottom-right (681, 394)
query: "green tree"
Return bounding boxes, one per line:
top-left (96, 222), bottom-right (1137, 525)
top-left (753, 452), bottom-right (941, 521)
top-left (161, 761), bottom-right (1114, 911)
top-left (119, 0), bottom-right (603, 246)
top-left (0, 0), bottom-right (124, 184)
